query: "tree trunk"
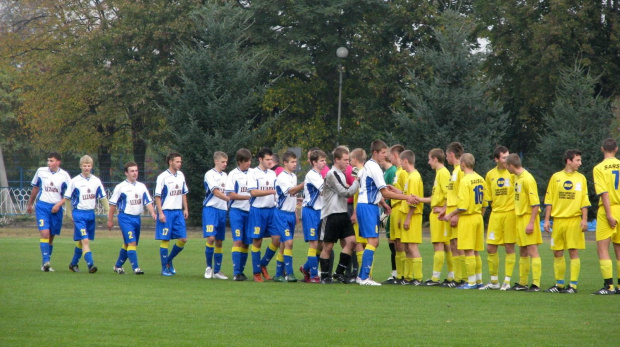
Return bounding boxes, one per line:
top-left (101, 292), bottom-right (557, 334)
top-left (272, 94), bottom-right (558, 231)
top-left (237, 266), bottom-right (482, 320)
top-left (130, 109), bottom-right (148, 181)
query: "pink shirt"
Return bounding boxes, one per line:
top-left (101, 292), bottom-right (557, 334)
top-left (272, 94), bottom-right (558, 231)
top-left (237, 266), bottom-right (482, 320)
top-left (345, 165), bottom-right (355, 204)
top-left (274, 166), bottom-right (284, 176)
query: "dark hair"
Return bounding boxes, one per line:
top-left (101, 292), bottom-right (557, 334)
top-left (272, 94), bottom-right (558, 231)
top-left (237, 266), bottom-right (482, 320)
top-left (563, 149), bottom-right (582, 164)
top-left (332, 146), bottom-right (350, 160)
top-left (47, 152), bottom-right (61, 161)
top-left (428, 148), bottom-right (445, 164)
top-left (493, 145), bottom-right (509, 159)
top-left (309, 150), bottom-right (327, 165)
top-left (446, 142), bottom-right (464, 158)
top-left (166, 152), bottom-right (181, 164)
top-left (257, 147), bottom-right (273, 160)
top-left (389, 144), bottom-right (405, 155)
top-left (370, 140), bottom-right (388, 153)
top-left (602, 138), bottom-right (618, 152)
top-left (400, 150), bottom-right (415, 165)
top-left (506, 153), bottom-right (522, 168)
top-left (124, 161), bottom-right (138, 172)
top-left (282, 151), bottom-right (297, 163)
top-left (235, 148), bottom-right (252, 163)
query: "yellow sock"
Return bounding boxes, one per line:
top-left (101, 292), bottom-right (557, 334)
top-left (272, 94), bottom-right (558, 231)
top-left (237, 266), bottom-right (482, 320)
top-left (252, 245), bottom-right (261, 253)
top-left (519, 256), bottom-right (530, 285)
top-left (176, 240), bottom-right (186, 248)
top-left (159, 240), bottom-right (168, 249)
top-left (531, 257), bottom-right (542, 287)
top-left (269, 243), bottom-right (278, 252)
top-left (475, 254), bottom-right (482, 283)
top-left (488, 252), bottom-right (499, 282)
top-left (465, 255), bottom-right (476, 285)
top-left (554, 256), bottom-right (566, 287)
top-left (232, 246), bottom-right (242, 253)
top-left (127, 245), bottom-right (136, 251)
top-left (616, 260), bottom-right (620, 281)
top-left (413, 257), bottom-right (423, 281)
top-left (284, 249), bottom-right (293, 257)
top-left (460, 256), bottom-right (467, 281)
top-left (404, 257), bottom-right (413, 281)
top-left (446, 250), bottom-right (454, 281)
top-left (505, 253), bottom-right (516, 281)
top-left (432, 251), bottom-right (445, 281)
top-left (206, 242), bottom-right (214, 248)
top-left (396, 251), bottom-right (405, 279)
top-left (307, 248), bottom-right (316, 257)
top-left (570, 258), bottom-right (580, 289)
top-left (276, 252), bottom-right (284, 262)
top-left (600, 259), bottom-right (613, 280)
top-left (357, 251), bottom-right (363, 275)
top-left (121, 244), bottom-right (128, 251)
top-left (453, 254), bottom-right (462, 282)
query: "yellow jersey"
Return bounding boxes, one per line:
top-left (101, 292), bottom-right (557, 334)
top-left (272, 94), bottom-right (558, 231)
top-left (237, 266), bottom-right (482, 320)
top-left (514, 169), bottom-right (540, 216)
top-left (399, 169), bottom-right (424, 215)
top-left (446, 164), bottom-right (464, 207)
top-left (544, 170), bottom-right (590, 218)
top-left (431, 166), bottom-right (450, 208)
top-left (593, 157), bottom-right (620, 206)
top-left (485, 167), bottom-right (515, 212)
top-left (456, 172), bottom-right (487, 215)
top-left (392, 166), bottom-right (408, 209)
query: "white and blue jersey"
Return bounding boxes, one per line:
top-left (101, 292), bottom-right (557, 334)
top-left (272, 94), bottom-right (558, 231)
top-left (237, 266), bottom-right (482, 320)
top-left (108, 180), bottom-right (153, 215)
top-left (64, 174), bottom-right (106, 211)
top-left (357, 159), bottom-right (387, 205)
top-left (225, 167), bottom-right (251, 211)
top-left (203, 169), bottom-right (228, 210)
top-left (154, 169), bottom-right (188, 210)
top-left (276, 170), bottom-right (298, 213)
top-left (31, 167), bottom-right (71, 204)
top-left (302, 169), bottom-right (324, 210)
top-left (248, 167), bottom-right (277, 208)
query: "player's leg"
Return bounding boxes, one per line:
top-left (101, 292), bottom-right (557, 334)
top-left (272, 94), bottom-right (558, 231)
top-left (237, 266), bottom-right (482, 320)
top-left (155, 210), bottom-right (172, 275)
top-left (320, 241), bottom-right (335, 282)
top-left (167, 211), bottom-right (187, 273)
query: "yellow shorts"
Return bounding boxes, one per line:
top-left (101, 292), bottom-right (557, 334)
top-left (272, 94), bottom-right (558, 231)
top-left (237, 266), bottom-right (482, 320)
top-left (596, 205), bottom-right (620, 243)
top-left (550, 217), bottom-right (585, 250)
top-left (430, 211), bottom-right (450, 244)
top-left (457, 214), bottom-right (484, 251)
top-left (516, 213), bottom-right (542, 247)
top-left (401, 214), bottom-right (422, 244)
top-left (487, 210), bottom-right (517, 245)
top-left (389, 208), bottom-right (405, 240)
top-left (354, 221), bottom-right (367, 244)
top-left (446, 206), bottom-right (458, 239)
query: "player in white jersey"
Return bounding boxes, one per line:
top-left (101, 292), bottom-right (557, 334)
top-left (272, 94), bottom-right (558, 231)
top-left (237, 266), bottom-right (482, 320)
top-left (155, 152), bottom-right (189, 276)
top-left (272, 151), bottom-right (305, 282)
top-left (358, 140), bottom-right (416, 285)
top-left (248, 147), bottom-right (280, 282)
top-left (26, 152), bottom-right (72, 272)
top-left (64, 155), bottom-right (109, 273)
top-left (226, 148), bottom-right (253, 281)
top-left (107, 162), bottom-right (156, 275)
top-left (203, 151), bottom-right (230, 280)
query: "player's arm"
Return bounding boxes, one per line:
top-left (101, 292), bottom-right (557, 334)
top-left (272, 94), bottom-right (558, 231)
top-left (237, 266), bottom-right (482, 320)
top-left (543, 204), bottom-right (552, 232)
top-left (107, 205), bottom-right (117, 230)
top-left (600, 192), bottom-right (617, 228)
top-left (250, 189), bottom-right (276, 197)
top-left (155, 196), bottom-right (165, 223)
top-left (26, 186), bottom-right (40, 214)
top-left (580, 207), bottom-right (588, 232)
top-left (526, 205), bottom-right (539, 234)
top-left (379, 198), bottom-right (391, 215)
top-left (228, 192), bottom-right (250, 201)
top-left (380, 187), bottom-right (415, 205)
top-left (289, 182), bottom-right (305, 195)
top-left (403, 206), bottom-right (414, 230)
top-left (145, 202), bottom-right (157, 220)
top-left (327, 172), bottom-right (359, 198)
top-left (212, 188), bottom-right (230, 202)
top-left (182, 194), bottom-right (189, 219)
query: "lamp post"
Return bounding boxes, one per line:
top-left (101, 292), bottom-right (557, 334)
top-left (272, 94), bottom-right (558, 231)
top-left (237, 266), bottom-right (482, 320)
top-left (336, 47), bottom-right (348, 141)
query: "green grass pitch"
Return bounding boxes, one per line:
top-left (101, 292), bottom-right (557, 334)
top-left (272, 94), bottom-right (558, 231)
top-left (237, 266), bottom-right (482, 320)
top-left (1, 225), bottom-right (619, 346)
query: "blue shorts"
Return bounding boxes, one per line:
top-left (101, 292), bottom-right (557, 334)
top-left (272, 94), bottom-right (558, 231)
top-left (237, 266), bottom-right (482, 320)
top-left (229, 208), bottom-right (250, 245)
top-left (302, 207), bottom-right (321, 242)
top-left (155, 210), bottom-right (186, 240)
top-left (274, 209), bottom-right (296, 242)
top-left (73, 209), bottom-right (95, 241)
top-left (248, 207), bottom-right (276, 239)
top-left (35, 201), bottom-right (63, 235)
top-left (118, 213), bottom-right (141, 244)
top-left (357, 203), bottom-right (380, 239)
top-left (202, 206), bottom-right (227, 240)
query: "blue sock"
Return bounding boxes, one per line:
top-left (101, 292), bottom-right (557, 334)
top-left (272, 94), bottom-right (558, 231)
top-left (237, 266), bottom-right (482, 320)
top-left (160, 247), bottom-right (169, 270)
top-left (205, 244), bottom-right (214, 267)
top-left (251, 247), bottom-right (261, 275)
top-left (308, 256), bottom-right (318, 277)
top-left (49, 244), bottom-right (54, 257)
top-left (360, 247), bottom-right (376, 280)
top-left (71, 247), bottom-right (83, 266)
top-left (214, 249), bottom-right (223, 273)
top-left (84, 251), bottom-right (94, 267)
top-left (115, 248), bottom-right (128, 268)
top-left (275, 260), bottom-right (284, 277)
top-left (240, 250), bottom-right (249, 273)
top-left (168, 242), bottom-right (184, 263)
top-left (260, 243), bottom-right (277, 267)
top-left (232, 249), bottom-right (241, 275)
top-left (127, 249), bottom-right (139, 270)
top-left (40, 239), bottom-right (50, 263)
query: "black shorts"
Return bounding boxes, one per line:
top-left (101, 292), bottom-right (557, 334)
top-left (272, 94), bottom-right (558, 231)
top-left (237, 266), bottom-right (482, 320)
top-left (320, 213), bottom-right (355, 243)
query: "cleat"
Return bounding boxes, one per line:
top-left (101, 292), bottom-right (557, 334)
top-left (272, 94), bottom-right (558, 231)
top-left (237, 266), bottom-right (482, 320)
top-left (41, 266), bottom-right (56, 272)
top-left (133, 268), bottom-right (144, 275)
top-left (408, 279), bottom-right (422, 286)
top-left (272, 275), bottom-right (286, 282)
top-left (239, 273), bottom-right (248, 281)
top-left (69, 264), bottom-right (80, 272)
top-left (161, 269), bottom-right (173, 276)
top-left (204, 266), bottom-right (213, 279)
top-left (285, 274), bottom-right (298, 282)
top-left (355, 276), bottom-right (362, 284)
top-left (456, 283), bottom-right (478, 290)
top-left (88, 265), bottom-right (98, 274)
top-left (478, 282), bottom-right (500, 290)
top-left (213, 272), bottom-right (228, 280)
top-left (561, 286), bottom-right (577, 294)
top-left (500, 282), bottom-right (511, 291)
top-left (441, 280), bottom-right (456, 288)
top-left (332, 273), bottom-right (347, 284)
top-left (526, 284), bottom-right (541, 292)
top-left (507, 283), bottom-right (528, 291)
top-left (616, 287), bottom-right (620, 295)
top-left (299, 266), bottom-right (310, 282)
top-left (233, 274), bottom-right (247, 281)
top-left (359, 278), bottom-right (382, 286)
top-left (382, 277), bottom-right (398, 285)
top-left (253, 273), bottom-right (264, 282)
top-left (113, 266), bottom-right (126, 275)
top-left (320, 277), bottom-right (333, 284)
top-left (591, 287), bottom-right (615, 295)
top-left (260, 266), bottom-right (272, 280)
top-left (422, 279), bottom-right (441, 286)
top-left (42, 262), bottom-right (51, 272)
top-left (544, 285), bottom-right (563, 293)
top-left (309, 276), bottom-right (321, 283)
top-left (166, 262), bottom-right (176, 275)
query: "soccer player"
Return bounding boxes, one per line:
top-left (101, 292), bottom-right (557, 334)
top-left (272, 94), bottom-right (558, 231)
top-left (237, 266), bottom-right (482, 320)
top-left (107, 162), bottom-right (156, 275)
top-left (357, 140), bottom-right (416, 286)
top-left (592, 138), bottom-right (620, 295)
top-left (299, 149), bottom-right (327, 283)
top-left (380, 153), bottom-right (398, 283)
top-left (64, 155), bottom-right (109, 273)
top-left (506, 153), bottom-right (543, 292)
top-left (443, 153), bottom-right (487, 289)
top-left (385, 145), bottom-right (408, 284)
top-left (155, 152), bottom-right (189, 276)
top-left (480, 146), bottom-right (517, 290)
top-left (272, 151), bottom-right (304, 282)
top-left (203, 151), bottom-right (230, 280)
top-left (543, 149), bottom-right (590, 294)
top-left (350, 148), bottom-right (369, 282)
top-left (319, 146), bottom-right (360, 284)
top-left (248, 147), bottom-right (279, 282)
top-left (308, 147), bottom-right (330, 178)
top-left (226, 148), bottom-right (253, 281)
top-left (26, 152), bottom-right (71, 272)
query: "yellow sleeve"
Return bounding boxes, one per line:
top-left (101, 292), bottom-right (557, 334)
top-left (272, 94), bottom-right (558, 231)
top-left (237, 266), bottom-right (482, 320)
top-left (527, 176), bottom-right (541, 207)
top-left (544, 174), bottom-right (556, 206)
top-left (593, 164), bottom-right (606, 196)
top-left (456, 178), bottom-right (470, 212)
top-left (581, 175), bottom-right (591, 208)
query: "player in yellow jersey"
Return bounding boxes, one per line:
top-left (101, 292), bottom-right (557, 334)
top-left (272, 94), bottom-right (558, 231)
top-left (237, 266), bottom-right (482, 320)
top-left (480, 146), bottom-right (517, 290)
top-left (592, 138), bottom-right (620, 295)
top-left (384, 145), bottom-right (409, 284)
top-left (506, 153), bottom-right (543, 292)
top-left (543, 149), bottom-right (590, 294)
top-left (444, 153), bottom-right (487, 289)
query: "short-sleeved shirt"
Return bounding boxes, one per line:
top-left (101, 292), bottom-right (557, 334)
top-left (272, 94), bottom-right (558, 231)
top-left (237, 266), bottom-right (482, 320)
top-left (383, 165), bottom-right (397, 206)
top-left (514, 169), bottom-right (540, 216)
top-left (276, 170), bottom-right (298, 212)
top-left (544, 170), bottom-right (590, 218)
top-left (485, 167), bottom-right (515, 212)
top-left (399, 169), bottom-right (424, 215)
top-left (593, 157), bottom-right (620, 205)
top-left (109, 180), bottom-right (153, 215)
top-left (392, 167), bottom-right (408, 209)
top-left (248, 167), bottom-right (277, 208)
top-left (65, 174), bottom-right (106, 210)
top-left (203, 169), bottom-right (228, 211)
top-left (31, 167), bottom-right (71, 204)
top-left (431, 167), bottom-right (450, 208)
top-left (155, 170), bottom-right (188, 210)
top-left (357, 159), bottom-right (387, 205)
top-left (302, 169), bottom-right (324, 210)
top-left (225, 167), bottom-right (251, 211)
top-left (446, 164), bottom-right (464, 207)
top-left (457, 172), bottom-right (488, 215)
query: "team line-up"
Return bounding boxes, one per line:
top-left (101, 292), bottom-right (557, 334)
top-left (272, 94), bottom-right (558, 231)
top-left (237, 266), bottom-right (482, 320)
top-left (26, 139), bottom-right (620, 295)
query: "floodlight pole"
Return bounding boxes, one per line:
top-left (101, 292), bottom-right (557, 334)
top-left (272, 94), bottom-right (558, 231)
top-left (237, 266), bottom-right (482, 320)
top-left (336, 47), bottom-right (348, 144)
